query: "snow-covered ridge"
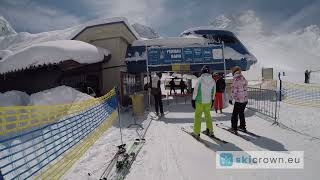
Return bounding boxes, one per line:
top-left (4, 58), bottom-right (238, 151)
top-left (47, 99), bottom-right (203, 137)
top-left (132, 23), bottom-right (160, 39)
top-left (0, 40), bottom-right (110, 74)
top-left (0, 16), bottom-right (16, 37)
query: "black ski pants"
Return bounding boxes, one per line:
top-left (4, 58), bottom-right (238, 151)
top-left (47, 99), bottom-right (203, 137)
top-left (154, 93), bottom-right (163, 115)
top-left (231, 102), bottom-right (248, 130)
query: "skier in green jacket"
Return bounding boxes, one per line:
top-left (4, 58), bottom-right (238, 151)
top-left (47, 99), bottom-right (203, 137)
top-left (191, 65), bottom-right (216, 138)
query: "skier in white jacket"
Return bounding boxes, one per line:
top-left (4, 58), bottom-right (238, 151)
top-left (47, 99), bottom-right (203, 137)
top-left (192, 65), bottom-right (216, 138)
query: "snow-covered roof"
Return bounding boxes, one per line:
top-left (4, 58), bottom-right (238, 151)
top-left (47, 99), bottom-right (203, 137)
top-left (0, 17), bottom-right (139, 53)
top-left (0, 40), bottom-right (110, 74)
top-left (70, 17), bottom-right (140, 40)
top-left (132, 36), bottom-right (206, 47)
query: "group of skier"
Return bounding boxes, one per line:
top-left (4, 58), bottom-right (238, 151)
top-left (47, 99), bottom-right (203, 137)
top-left (191, 65), bottom-right (248, 138)
top-left (147, 65), bottom-right (248, 138)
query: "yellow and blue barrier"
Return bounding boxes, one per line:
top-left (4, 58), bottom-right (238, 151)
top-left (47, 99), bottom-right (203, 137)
top-left (282, 81), bottom-right (320, 108)
top-left (0, 88), bottom-right (118, 179)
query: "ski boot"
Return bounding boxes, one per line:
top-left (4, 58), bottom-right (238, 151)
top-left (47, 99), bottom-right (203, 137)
top-left (238, 126), bottom-right (247, 133)
top-left (204, 128), bottom-right (214, 137)
top-left (228, 128), bottom-right (238, 135)
top-left (191, 132), bottom-right (200, 140)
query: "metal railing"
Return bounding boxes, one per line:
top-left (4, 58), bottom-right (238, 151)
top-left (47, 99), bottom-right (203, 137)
top-left (247, 87), bottom-right (279, 123)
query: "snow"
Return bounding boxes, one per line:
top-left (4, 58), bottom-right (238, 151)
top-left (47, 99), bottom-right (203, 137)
top-left (0, 49), bottom-right (12, 60)
top-left (0, 17), bottom-right (139, 53)
top-left (0, 91), bottom-right (29, 106)
top-left (0, 86), bottom-right (93, 107)
top-left (132, 23), bottom-right (160, 39)
top-left (64, 102), bottom-right (320, 180)
top-left (0, 40), bottom-right (110, 74)
top-left (0, 16), bottom-right (16, 37)
top-left (28, 86), bottom-right (93, 106)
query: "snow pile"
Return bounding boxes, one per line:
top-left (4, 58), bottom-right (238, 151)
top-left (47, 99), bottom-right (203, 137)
top-left (0, 16), bottom-right (16, 37)
top-left (0, 40), bottom-right (110, 74)
top-left (210, 10), bottom-right (320, 83)
top-left (29, 86), bottom-right (93, 106)
top-left (0, 91), bottom-right (29, 106)
top-left (0, 86), bottom-right (93, 107)
top-left (132, 23), bottom-right (160, 39)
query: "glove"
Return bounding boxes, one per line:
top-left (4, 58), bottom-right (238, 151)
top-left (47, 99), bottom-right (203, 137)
top-left (192, 100), bottom-right (196, 109)
top-left (229, 100), bottom-right (233, 105)
top-left (211, 100), bottom-right (214, 108)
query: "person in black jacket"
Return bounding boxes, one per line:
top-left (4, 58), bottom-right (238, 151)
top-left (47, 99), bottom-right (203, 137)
top-left (179, 79), bottom-right (186, 95)
top-left (169, 78), bottom-right (176, 95)
top-left (151, 73), bottom-right (164, 116)
top-left (213, 73), bottom-right (226, 113)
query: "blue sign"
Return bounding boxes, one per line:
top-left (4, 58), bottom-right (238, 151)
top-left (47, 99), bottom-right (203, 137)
top-left (193, 47), bottom-right (203, 63)
top-left (147, 45), bottom-right (223, 66)
top-left (167, 48), bottom-right (182, 64)
top-left (183, 47), bottom-right (193, 63)
top-left (203, 47), bottom-right (213, 62)
top-left (147, 49), bottom-right (160, 65)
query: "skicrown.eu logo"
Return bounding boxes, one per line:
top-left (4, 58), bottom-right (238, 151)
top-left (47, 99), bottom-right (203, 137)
top-left (220, 153), bottom-right (233, 167)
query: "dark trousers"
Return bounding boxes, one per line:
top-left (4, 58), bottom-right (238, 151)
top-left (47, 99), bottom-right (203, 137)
top-left (154, 94), bottom-right (163, 114)
top-left (170, 88), bottom-right (176, 95)
top-left (231, 102), bottom-right (247, 130)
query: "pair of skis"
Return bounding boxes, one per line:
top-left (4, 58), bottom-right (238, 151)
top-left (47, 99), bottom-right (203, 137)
top-left (182, 123), bottom-right (261, 144)
top-left (98, 138), bottom-right (145, 180)
top-left (215, 123), bottom-right (261, 141)
top-left (181, 127), bottom-right (229, 146)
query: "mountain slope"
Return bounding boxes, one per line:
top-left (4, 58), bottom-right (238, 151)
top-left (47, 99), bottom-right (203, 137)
top-left (0, 16), bottom-right (16, 37)
top-left (210, 10), bottom-right (320, 83)
top-left (132, 23), bottom-right (160, 39)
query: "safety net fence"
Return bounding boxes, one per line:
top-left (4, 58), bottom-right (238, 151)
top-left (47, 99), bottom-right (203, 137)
top-left (0, 88), bottom-right (118, 180)
top-left (282, 81), bottom-right (320, 108)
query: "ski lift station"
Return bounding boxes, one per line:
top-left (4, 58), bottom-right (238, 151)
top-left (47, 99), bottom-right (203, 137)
top-left (0, 18), bottom-right (257, 103)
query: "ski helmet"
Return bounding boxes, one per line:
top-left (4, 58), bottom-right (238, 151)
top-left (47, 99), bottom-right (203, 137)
top-left (201, 65), bottom-right (210, 74)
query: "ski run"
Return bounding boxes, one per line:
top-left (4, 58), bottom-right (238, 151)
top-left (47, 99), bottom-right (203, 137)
top-left (64, 103), bottom-right (320, 180)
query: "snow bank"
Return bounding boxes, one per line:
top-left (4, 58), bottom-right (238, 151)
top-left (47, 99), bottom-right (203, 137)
top-left (29, 86), bottom-right (93, 106)
top-left (0, 40), bottom-right (110, 74)
top-left (0, 86), bottom-right (93, 107)
top-left (0, 91), bottom-right (29, 106)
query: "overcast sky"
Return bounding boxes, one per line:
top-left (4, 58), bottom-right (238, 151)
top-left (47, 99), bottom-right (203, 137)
top-left (1, 0), bottom-right (320, 36)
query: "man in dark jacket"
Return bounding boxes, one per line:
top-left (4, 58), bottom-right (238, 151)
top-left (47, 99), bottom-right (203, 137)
top-left (213, 73), bottom-right (226, 113)
top-left (179, 79), bottom-right (186, 95)
top-left (151, 73), bottom-right (164, 116)
top-left (169, 78), bottom-right (176, 95)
